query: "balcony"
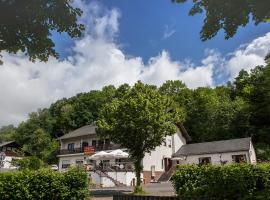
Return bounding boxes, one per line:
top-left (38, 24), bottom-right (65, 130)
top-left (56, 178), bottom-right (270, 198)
top-left (58, 144), bottom-right (121, 155)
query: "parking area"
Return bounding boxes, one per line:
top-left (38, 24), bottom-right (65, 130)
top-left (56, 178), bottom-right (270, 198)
top-left (91, 182), bottom-right (175, 200)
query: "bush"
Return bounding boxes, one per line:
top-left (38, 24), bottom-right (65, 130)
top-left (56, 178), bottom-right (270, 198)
top-left (14, 156), bottom-right (45, 170)
top-left (171, 164), bottom-right (270, 200)
top-left (0, 167), bottom-right (89, 200)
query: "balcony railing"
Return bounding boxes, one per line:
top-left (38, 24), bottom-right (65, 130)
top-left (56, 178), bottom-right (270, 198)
top-left (58, 144), bottom-right (121, 155)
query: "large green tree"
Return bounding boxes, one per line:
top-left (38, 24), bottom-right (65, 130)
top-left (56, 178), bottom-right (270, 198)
top-left (97, 81), bottom-right (185, 189)
top-left (0, 0), bottom-right (84, 64)
top-left (174, 0), bottom-right (270, 41)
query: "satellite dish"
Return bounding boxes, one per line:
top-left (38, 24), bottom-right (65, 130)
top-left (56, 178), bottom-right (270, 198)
top-left (119, 164), bottom-right (124, 169)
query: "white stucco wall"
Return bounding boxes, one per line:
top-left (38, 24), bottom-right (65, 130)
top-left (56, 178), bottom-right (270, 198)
top-left (143, 128), bottom-right (186, 172)
top-left (178, 151), bottom-right (253, 165)
top-left (249, 142), bottom-right (257, 164)
top-left (0, 156), bottom-right (21, 169)
top-left (89, 171), bottom-right (138, 187)
top-left (58, 154), bottom-right (86, 171)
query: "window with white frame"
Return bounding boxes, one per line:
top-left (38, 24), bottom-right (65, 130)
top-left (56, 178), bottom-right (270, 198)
top-left (232, 154), bottom-right (247, 163)
top-left (62, 160), bottom-right (70, 169)
top-left (198, 157), bottom-right (211, 165)
top-left (76, 160), bottom-right (84, 166)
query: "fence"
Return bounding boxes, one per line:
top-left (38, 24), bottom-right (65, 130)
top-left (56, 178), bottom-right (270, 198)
top-left (113, 194), bottom-right (207, 200)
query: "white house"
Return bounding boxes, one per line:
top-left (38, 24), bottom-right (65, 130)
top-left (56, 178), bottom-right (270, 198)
top-left (0, 141), bottom-right (22, 171)
top-left (57, 124), bottom-right (191, 187)
top-left (172, 137), bottom-right (257, 165)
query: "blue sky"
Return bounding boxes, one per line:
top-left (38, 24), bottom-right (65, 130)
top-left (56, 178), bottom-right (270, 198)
top-left (1, 0), bottom-right (270, 125)
top-left (53, 0), bottom-right (270, 65)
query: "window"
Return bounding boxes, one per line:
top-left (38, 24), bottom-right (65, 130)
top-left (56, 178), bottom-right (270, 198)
top-left (67, 143), bottom-right (74, 151)
top-left (199, 157), bottom-right (211, 165)
top-left (76, 160), bottom-right (84, 166)
top-left (98, 140), bottom-right (104, 149)
top-left (232, 155), bottom-right (247, 163)
top-left (82, 141), bottom-right (88, 148)
top-left (62, 160), bottom-right (70, 169)
top-left (92, 140), bottom-right (96, 147)
top-left (161, 159), bottom-right (163, 169)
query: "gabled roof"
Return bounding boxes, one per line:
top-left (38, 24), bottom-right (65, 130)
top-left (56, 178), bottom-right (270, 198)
top-left (58, 125), bottom-right (97, 140)
top-left (0, 141), bottom-right (18, 148)
top-left (176, 123), bottom-right (192, 143)
top-left (173, 137), bottom-right (252, 157)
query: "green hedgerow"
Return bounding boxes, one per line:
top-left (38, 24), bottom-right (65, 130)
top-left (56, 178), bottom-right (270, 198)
top-left (0, 167), bottom-right (89, 200)
top-left (171, 163), bottom-right (270, 200)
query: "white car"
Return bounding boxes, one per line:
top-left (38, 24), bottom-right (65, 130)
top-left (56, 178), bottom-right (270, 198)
top-left (50, 164), bottom-right (59, 171)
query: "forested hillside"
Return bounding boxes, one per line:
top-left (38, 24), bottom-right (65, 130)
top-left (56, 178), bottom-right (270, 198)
top-left (1, 63), bottom-right (270, 163)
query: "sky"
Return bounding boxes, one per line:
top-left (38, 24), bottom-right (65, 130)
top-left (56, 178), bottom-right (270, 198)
top-left (1, 0), bottom-right (270, 126)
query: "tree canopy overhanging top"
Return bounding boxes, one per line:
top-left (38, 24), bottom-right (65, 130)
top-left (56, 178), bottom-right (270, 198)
top-left (173, 0), bottom-right (270, 41)
top-left (0, 0), bottom-right (85, 64)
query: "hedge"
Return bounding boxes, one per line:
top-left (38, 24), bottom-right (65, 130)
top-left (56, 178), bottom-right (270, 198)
top-left (171, 164), bottom-right (270, 200)
top-left (0, 167), bottom-right (89, 200)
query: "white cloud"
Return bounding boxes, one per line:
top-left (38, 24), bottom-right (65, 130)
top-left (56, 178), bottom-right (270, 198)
top-left (0, 1), bottom-right (269, 126)
top-left (163, 25), bottom-right (176, 39)
top-left (224, 33), bottom-right (270, 79)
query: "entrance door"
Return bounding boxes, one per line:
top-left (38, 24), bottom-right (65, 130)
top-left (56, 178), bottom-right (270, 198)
top-left (164, 158), bottom-right (172, 171)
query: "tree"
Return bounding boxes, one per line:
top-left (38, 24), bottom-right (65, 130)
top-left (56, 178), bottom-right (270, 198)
top-left (97, 81), bottom-right (185, 190)
top-left (0, 0), bottom-right (84, 64)
top-left (173, 0), bottom-right (270, 41)
top-left (0, 125), bottom-right (16, 142)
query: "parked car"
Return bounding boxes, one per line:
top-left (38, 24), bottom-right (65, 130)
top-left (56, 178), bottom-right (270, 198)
top-left (50, 164), bottom-right (58, 171)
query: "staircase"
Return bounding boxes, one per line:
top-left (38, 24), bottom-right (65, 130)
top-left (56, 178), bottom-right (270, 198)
top-left (158, 166), bottom-right (176, 182)
top-left (95, 170), bottom-right (126, 187)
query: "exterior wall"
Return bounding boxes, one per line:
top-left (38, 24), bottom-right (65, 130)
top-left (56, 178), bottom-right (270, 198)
top-left (177, 151), bottom-right (253, 165)
top-left (143, 138), bottom-right (172, 172)
top-left (58, 154), bottom-right (86, 171)
top-left (60, 135), bottom-right (98, 150)
top-left (172, 128), bottom-right (186, 154)
top-left (89, 172), bottom-right (138, 187)
top-left (142, 129), bottom-right (186, 172)
top-left (143, 171), bottom-right (163, 184)
top-left (249, 142), bottom-right (257, 164)
top-left (1, 156), bottom-right (20, 169)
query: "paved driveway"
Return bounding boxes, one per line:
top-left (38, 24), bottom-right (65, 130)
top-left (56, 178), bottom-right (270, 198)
top-left (91, 182), bottom-right (175, 200)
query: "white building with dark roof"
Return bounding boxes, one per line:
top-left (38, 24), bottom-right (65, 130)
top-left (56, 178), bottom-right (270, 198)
top-left (0, 141), bottom-right (22, 170)
top-left (172, 137), bottom-right (257, 165)
top-left (57, 124), bottom-right (190, 186)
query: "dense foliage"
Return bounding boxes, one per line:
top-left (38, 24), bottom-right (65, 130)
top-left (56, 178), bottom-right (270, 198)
top-left (97, 81), bottom-right (185, 188)
top-left (0, 167), bottom-right (89, 200)
top-left (0, 63), bottom-right (269, 163)
top-left (0, 0), bottom-right (84, 64)
top-left (171, 164), bottom-right (270, 199)
top-left (174, 0), bottom-right (270, 41)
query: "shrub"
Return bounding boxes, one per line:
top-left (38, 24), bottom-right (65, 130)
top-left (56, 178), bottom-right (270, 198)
top-left (171, 163), bottom-right (270, 200)
top-left (0, 167), bottom-right (89, 200)
top-left (14, 156), bottom-right (45, 170)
